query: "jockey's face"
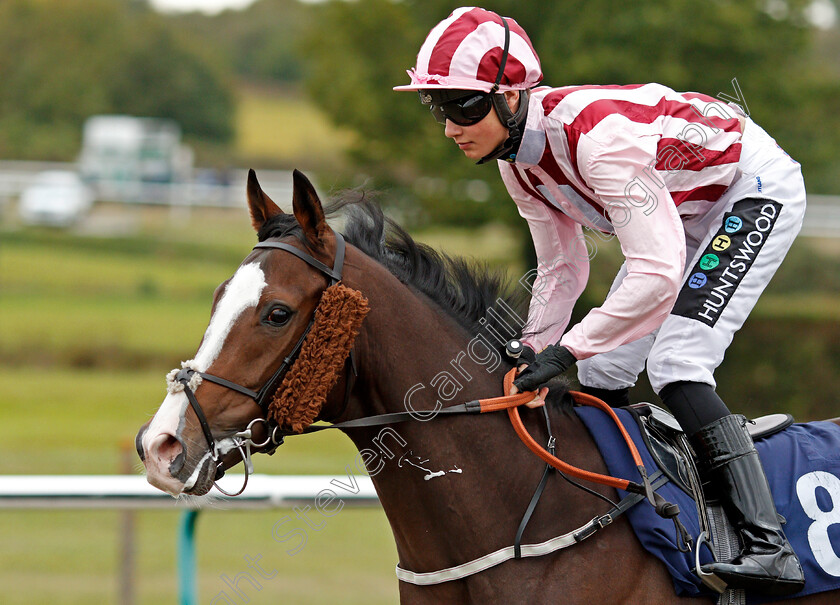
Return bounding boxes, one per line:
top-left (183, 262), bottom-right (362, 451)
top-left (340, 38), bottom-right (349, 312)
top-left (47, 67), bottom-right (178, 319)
top-left (444, 91), bottom-right (519, 161)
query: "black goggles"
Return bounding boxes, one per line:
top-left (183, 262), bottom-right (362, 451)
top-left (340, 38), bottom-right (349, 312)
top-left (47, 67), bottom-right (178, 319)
top-left (420, 91), bottom-right (495, 126)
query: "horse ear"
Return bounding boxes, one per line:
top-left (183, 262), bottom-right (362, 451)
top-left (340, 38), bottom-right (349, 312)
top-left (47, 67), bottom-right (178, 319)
top-left (292, 169), bottom-right (331, 246)
top-left (247, 169), bottom-right (283, 232)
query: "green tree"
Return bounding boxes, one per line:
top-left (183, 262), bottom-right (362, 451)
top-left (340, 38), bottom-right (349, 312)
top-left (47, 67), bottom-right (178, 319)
top-left (0, 0), bottom-right (234, 160)
top-left (514, 0), bottom-right (840, 193)
top-left (109, 12), bottom-right (235, 142)
top-left (301, 0), bottom-right (840, 224)
top-left (299, 0), bottom-right (517, 225)
top-left (169, 0), bottom-right (311, 84)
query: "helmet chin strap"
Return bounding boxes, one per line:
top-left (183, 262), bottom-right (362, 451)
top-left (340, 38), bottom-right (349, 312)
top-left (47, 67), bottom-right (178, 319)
top-left (477, 89), bottom-right (530, 165)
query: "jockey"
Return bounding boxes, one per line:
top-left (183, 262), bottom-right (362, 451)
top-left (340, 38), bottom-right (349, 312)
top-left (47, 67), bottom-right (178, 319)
top-left (395, 6), bottom-right (806, 597)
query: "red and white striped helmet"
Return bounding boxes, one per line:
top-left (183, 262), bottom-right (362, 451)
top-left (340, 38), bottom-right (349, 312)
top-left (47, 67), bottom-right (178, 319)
top-left (394, 7), bottom-right (542, 93)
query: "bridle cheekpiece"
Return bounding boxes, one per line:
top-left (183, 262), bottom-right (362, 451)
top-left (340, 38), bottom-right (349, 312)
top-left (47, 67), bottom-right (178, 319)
top-left (166, 232), bottom-right (366, 496)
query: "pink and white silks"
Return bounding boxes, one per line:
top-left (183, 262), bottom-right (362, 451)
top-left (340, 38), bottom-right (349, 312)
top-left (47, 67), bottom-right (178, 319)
top-left (502, 83), bottom-right (805, 393)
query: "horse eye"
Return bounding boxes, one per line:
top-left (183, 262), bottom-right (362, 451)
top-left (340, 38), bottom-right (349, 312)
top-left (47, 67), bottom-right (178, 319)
top-left (267, 307), bottom-right (292, 326)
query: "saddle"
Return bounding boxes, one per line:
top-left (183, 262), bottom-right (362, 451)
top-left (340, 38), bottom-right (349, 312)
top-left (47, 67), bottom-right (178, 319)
top-left (624, 403), bottom-right (794, 602)
top-left (625, 403), bottom-right (793, 497)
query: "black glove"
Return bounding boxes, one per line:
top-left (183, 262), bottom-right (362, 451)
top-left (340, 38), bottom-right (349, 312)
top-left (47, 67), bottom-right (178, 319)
top-left (512, 344), bottom-right (577, 392)
top-left (505, 339), bottom-right (536, 365)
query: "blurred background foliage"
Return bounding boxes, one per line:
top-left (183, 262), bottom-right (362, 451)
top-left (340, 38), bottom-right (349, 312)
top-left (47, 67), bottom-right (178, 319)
top-left (0, 0), bottom-right (235, 159)
top-left (1, 2), bottom-right (839, 601)
top-left (1, 0), bottom-right (839, 218)
top-left (0, 0), bottom-right (837, 411)
top-left (0, 0), bottom-right (837, 418)
top-left (301, 0), bottom-right (840, 222)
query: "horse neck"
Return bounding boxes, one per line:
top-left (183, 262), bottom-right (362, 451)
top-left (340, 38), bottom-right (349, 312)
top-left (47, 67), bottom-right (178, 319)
top-left (333, 262), bottom-right (609, 585)
top-left (346, 261), bottom-right (513, 418)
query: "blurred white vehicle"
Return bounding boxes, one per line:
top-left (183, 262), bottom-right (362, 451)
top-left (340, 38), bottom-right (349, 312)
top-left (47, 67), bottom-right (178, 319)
top-left (18, 170), bottom-right (94, 227)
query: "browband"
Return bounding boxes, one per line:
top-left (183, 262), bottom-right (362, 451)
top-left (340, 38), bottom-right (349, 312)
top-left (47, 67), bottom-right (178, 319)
top-left (254, 232), bottom-right (346, 285)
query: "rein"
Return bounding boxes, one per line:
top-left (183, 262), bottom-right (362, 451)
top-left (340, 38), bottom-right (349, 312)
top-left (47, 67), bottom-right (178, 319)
top-left (295, 368), bottom-right (656, 499)
top-left (166, 230), bottom-right (682, 585)
top-left (171, 231), bottom-right (659, 508)
top-left (300, 367), bottom-right (676, 587)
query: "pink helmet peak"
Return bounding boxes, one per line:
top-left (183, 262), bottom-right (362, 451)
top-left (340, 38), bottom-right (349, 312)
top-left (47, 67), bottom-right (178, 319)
top-left (394, 7), bottom-right (543, 93)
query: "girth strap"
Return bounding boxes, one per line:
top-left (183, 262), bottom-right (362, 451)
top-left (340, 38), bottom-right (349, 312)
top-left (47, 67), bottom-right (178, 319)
top-left (514, 404), bottom-right (555, 559)
top-left (396, 472), bottom-right (668, 585)
top-left (515, 459), bottom-right (553, 559)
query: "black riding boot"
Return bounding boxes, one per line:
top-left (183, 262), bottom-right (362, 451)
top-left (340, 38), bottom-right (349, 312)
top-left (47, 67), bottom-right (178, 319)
top-left (691, 415), bottom-right (805, 596)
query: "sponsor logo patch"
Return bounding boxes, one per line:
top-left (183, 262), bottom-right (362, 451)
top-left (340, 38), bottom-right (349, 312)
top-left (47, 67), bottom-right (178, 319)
top-left (699, 254), bottom-right (720, 271)
top-left (711, 235), bottom-right (731, 251)
top-left (672, 199), bottom-right (782, 327)
top-left (687, 273), bottom-right (707, 289)
top-left (724, 216), bottom-right (743, 233)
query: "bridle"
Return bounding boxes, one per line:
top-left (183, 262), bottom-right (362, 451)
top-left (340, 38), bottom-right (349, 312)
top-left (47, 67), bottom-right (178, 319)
top-left (169, 230), bottom-right (663, 512)
top-left (164, 225), bottom-right (689, 588)
top-left (170, 232), bottom-right (354, 496)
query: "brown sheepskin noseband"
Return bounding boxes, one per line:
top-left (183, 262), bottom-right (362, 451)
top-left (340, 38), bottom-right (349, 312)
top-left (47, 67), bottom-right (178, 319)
top-left (268, 282), bottom-right (370, 433)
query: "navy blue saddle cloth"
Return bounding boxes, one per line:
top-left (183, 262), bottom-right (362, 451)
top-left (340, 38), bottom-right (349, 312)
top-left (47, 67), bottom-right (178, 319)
top-left (575, 406), bottom-right (840, 602)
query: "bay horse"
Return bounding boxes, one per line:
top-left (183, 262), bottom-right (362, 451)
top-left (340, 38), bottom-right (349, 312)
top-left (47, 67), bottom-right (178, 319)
top-left (136, 170), bottom-right (838, 604)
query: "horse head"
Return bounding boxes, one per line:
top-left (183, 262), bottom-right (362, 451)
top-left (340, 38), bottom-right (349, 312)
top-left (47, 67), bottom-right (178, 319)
top-left (136, 169), bottom-right (367, 496)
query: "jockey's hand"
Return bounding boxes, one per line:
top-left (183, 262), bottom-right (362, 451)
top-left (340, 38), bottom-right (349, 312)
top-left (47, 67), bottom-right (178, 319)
top-left (509, 382), bottom-right (550, 408)
top-left (512, 344), bottom-right (577, 394)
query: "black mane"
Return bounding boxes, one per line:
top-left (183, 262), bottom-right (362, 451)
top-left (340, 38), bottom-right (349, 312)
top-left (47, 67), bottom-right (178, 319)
top-left (258, 193), bottom-right (529, 358)
top-left (258, 192), bottom-right (573, 408)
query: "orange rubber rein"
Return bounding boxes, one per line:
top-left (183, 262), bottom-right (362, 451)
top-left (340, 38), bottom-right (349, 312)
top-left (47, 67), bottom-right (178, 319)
top-left (476, 368), bottom-right (654, 498)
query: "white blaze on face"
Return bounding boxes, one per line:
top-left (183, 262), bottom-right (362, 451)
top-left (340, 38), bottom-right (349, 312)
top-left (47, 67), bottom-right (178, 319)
top-left (144, 263), bottom-right (267, 454)
top-left (194, 263), bottom-right (267, 372)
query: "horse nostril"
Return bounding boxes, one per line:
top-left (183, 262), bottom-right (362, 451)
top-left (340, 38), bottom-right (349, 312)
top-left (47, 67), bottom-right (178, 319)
top-left (146, 433), bottom-right (186, 477)
top-left (135, 427), bottom-right (147, 462)
top-left (158, 434), bottom-right (187, 476)
top-left (170, 449), bottom-right (186, 476)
